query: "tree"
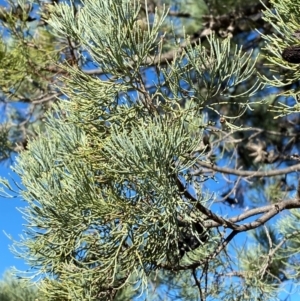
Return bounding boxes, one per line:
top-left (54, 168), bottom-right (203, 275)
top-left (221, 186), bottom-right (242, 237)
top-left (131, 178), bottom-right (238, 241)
top-left (2, 0), bottom-right (300, 300)
top-left (0, 272), bottom-right (41, 301)
top-left (0, 0), bottom-right (269, 160)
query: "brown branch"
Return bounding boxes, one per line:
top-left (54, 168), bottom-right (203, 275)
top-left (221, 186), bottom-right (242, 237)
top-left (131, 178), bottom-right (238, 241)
top-left (192, 268), bottom-right (203, 300)
top-left (176, 177), bottom-right (239, 230)
top-left (237, 199), bottom-right (299, 230)
top-left (176, 173), bottom-right (300, 232)
top-left (170, 202), bottom-right (290, 271)
top-left (31, 93), bottom-right (59, 104)
top-left (167, 11), bottom-right (202, 21)
top-left (205, 198), bottom-right (300, 230)
top-left (164, 193), bottom-right (300, 271)
top-left (193, 161), bottom-right (300, 177)
top-left (160, 229), bottom-right (239, 271)
top-left (160, 167), bottom-right (300, 272)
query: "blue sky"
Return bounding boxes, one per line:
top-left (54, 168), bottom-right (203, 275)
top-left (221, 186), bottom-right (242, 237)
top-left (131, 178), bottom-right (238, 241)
top-left (0, 158), bottom-right (28, 276)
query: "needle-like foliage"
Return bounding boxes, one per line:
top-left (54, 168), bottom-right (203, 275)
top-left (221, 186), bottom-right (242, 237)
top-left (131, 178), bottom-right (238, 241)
top-left (2, 0), bottom-right (300, 300)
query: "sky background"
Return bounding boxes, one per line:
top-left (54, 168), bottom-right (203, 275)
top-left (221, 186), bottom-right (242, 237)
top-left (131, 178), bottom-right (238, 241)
top-left (0, 157), bottom-right (28, 277)
top-left (0, 0), bottom-right (36, 277)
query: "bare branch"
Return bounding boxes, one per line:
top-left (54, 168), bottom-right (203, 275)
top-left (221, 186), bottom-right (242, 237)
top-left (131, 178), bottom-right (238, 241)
top-left (205, 198), bottom-right (300, 229)
top-left (194, 161), bottom-right (300, 178)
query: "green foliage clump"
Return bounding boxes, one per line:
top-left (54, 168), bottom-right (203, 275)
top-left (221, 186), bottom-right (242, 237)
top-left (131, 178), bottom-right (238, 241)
top-left (0, 272), bottom-right (41, 301)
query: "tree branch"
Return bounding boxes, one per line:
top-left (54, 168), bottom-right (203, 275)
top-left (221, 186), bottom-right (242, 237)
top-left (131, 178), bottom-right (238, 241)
top-left (193, 161), bottom-right (300, 177)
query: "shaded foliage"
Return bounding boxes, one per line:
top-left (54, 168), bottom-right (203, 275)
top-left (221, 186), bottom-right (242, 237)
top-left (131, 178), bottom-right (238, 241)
top-left (0, 272), bottom-right (41, 301)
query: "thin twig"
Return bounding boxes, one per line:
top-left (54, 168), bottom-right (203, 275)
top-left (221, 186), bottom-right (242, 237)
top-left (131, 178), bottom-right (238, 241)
top-left (194, 161), bottom-right (300, 178)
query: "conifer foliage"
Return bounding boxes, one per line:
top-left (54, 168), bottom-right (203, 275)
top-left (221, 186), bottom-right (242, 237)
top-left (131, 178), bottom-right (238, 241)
top-left (2, 0), bottom-right (300, 300)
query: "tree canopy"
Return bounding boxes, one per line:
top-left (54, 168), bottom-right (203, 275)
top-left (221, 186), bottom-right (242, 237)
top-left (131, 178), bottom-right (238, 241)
top-left (2, 0), bottom-right (300, 300)
top-left (0, 272), bottom-right (40, 301)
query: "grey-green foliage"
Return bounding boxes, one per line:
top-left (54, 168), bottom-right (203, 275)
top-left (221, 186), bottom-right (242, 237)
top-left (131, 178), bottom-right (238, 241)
top-left (275, 210), bottom-right (300, 281)
top-left (0, 272), bottom-right (41, 301)
top-left (0, 0), bottom-right (60, 160)
top-left (0, 0), bottom-right (283, 300)
top-left (261, 0), bottom-right (300, 117)
top-left (10, 103), bottom-right (209, 300)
